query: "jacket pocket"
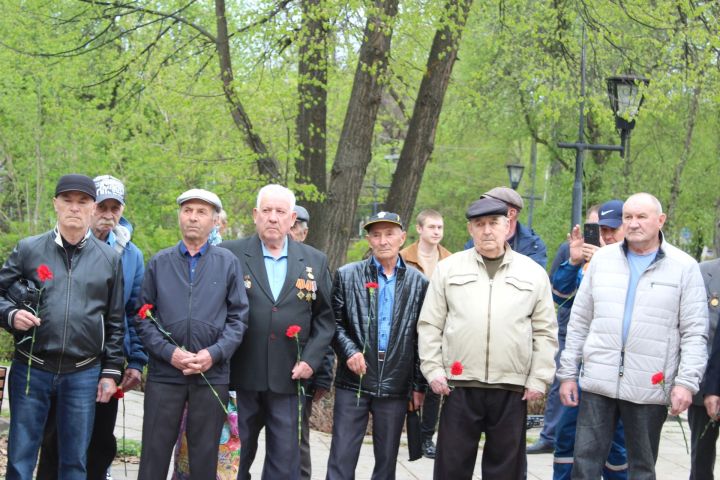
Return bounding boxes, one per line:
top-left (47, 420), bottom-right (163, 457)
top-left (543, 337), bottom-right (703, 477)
top-left (448, 273), bottom-right (477, 286)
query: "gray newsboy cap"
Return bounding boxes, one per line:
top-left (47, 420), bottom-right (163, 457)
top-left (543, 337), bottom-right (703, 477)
top-left (176, 188), bottom-right (222, 212)
top-left (465, 197), bottom-right (508, 220)
top-left (483, 186), bottom-right (524, 210)
top-left (294, 205), bottom-right (310, 223)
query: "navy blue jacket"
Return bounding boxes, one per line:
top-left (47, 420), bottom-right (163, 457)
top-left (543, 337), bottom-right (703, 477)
top-left (464, 222), bottom-right (547, 268)
top-left (135, 242), bottom-right (249, 384)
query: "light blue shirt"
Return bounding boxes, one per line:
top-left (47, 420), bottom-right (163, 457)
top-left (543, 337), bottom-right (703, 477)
top-left (622, 249), bottom-right (657, 343)
top-left (262, 239), bottom-right (289, 301)
top-left (372, 256), bottom-right (400, 352)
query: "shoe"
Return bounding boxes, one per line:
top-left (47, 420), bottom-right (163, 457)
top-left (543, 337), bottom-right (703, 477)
top-left (422, 438), bottom-right (436, 459)
top-left (526, 439), bottom-right (553, 454)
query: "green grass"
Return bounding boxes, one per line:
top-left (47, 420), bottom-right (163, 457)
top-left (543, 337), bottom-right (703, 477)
top-left (116, 438), bottom-right (142, 457)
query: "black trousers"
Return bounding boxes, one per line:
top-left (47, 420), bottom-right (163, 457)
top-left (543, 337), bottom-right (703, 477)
top-left (325, 388), bottom-right (407, 480)
top-left (236, 389), bottom-right (302, 480)
top-left (421, 390), bottom-right (441, 441)
top-left (37, 397), bottom-right (119, 480)
top-left (138, 381), bottom-right (228, 480)
top-left (434, 387), bottom-right (527, 480)
top-left (688, 403), bottom-right (719, 480)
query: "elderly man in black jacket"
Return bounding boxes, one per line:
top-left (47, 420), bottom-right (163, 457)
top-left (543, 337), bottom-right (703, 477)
top-left (134, 189), bottom-right (249, 480)
top-left (326, 212), bottom-right (428, 480)
top-left (0, 174), bottom-right (125, 480)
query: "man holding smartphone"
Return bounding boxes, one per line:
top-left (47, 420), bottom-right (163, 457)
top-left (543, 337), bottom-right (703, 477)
top-left (548, 199), bottom-right (628, 480)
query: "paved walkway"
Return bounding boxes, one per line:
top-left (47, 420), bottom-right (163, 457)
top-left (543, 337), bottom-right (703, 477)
top-left (108, 390), bottom-right (717, 479)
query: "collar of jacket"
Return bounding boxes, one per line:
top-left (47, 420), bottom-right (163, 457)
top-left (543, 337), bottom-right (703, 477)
top-left (621, 231), bottom-right (666, 264)
top-left (364, 254), bottom-right (406, 281)
top-left (53, 226), bottom-right (92, 249)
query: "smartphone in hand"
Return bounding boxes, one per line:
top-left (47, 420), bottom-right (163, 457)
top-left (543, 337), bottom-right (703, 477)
top-left (583, 223), bottom-right (601, 247)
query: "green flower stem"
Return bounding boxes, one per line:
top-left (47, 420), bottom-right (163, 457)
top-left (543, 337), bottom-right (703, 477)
top-left (25, 328), bottom-right (36, 395)
top-left (357, 288), bottom-right (375, 407)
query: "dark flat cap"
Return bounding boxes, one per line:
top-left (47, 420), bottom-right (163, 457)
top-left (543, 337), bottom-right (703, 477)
top-left (483, 186), bottom-right (524, 210)
top-left (363, 211), bottom-right (403, 231)
top-left (465, 197), bottom-right (508, 219)
top-left (55, 174), bottom-right (97, 200)
top-left (294, 205), bottom-right (310, 223)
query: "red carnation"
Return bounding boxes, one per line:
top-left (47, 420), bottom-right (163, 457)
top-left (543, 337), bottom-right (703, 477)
top-left (365, 282), bottom-right (379, 290)
top-left (451, 361), bottom-right (464, 376)
top-left (37, 264), bottom-right (53, 282)
top-left (113, 387), bottom-right (125, 399)
top-left (651, 371), bottom-right (665, 385)
top-left (138, 304), bottom-right (153, 320)
top-left (286, 325), bottom-right (301, 338)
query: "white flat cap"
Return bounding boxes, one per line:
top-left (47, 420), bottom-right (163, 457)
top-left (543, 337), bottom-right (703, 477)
top-left (176, 188), bottom-right (222, 212)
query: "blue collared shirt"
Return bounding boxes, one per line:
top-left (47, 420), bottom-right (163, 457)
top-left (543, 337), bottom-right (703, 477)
top-left (372, 256), bottom-right (400, 352)
top-left (178, 241), bottom-right (209, 283)
top-left (262, 239), bottom-right (289, 301)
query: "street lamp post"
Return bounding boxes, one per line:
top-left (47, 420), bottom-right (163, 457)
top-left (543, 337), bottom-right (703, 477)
top-left (557, 33), bottom-right (648, 228)
top-left (506, 164), bottom-right (525, 190)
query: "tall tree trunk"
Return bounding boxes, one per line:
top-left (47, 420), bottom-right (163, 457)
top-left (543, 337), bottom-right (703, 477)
top-left (295, 0), bottom-right (328, 234)
top-left (666, 86), bottom-right (701, 232)
top-left (313, 0), bottom-right (399, 269)
top-left (215, 0), bottom-right (280, 180)
top-left (384, 0), bottom-right (473, 225)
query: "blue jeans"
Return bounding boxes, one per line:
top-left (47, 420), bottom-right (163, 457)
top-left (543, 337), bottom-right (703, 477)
top-left (7, 360), bottom-right (100, 480)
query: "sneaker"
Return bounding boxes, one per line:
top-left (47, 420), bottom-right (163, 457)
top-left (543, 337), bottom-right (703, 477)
top-left (526, 439), bottom-right (554, 454)
top-left (422, 438), bottom-right (436, 459)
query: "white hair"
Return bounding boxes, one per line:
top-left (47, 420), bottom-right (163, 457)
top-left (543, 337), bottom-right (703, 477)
top-left (625, 192), bottom-right (663, 215)
top-left (256, 184), bottom-right (296, 210)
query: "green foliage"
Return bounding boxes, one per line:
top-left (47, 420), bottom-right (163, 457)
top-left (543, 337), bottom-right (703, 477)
top-left (115, 438), bottom-right (142, 457)
top-left (0, 0), bottom-right (718, 269)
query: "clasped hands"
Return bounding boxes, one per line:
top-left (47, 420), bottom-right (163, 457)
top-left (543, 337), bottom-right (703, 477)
top-left (171, 347), bottom-right (214, 375)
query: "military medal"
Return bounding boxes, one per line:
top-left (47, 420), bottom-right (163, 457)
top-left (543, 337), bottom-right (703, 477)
top-left (244, 275), bottom-right (252, 289)
top-left (297, 291), bottom-right (305, 300)
top-left (711, 293), bottom-right (719, 307)
top-left (306, 266), bottom-right (315, 280)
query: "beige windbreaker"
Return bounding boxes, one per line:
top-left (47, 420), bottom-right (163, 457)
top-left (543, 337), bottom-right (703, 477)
top-left (418, 246), bottom-right (558, 393)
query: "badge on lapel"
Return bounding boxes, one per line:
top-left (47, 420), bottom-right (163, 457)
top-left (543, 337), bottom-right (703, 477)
top-left (244, 275), bottom-right (252, 289)
top-left (711, 292), bottom-right (719, 308)
top-left (296, 267), bottom-right (317, 302)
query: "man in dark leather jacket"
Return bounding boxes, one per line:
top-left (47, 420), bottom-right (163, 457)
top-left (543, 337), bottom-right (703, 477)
top-left (326, 212), bottom-right (428, 480)
top-left (0, 174), bottom-right (125, 480)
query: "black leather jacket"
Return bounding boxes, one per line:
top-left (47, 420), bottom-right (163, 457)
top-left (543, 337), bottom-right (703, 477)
top-left (0, 229), bottom-right (125, 381)
top-left (332, 257), bottom-right (428, 398)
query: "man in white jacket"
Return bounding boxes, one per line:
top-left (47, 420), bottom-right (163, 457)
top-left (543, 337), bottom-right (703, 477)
top-left (418, 196), bottom-right (557, 480)
top-left (557, 192), bottom-right (708, 479)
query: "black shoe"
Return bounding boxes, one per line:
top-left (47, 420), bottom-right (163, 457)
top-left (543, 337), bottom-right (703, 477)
top-left (526, 439), bottom-right (553, 454)
top-left (422, 439), bottom-right (436, 459)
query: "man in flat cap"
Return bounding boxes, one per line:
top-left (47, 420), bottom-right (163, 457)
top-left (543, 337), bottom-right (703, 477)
top-left (418, 197), bottom-right (557, 480)
top-left (291, 205), bottom-right (310, 243)
top-left (0, 174), bottom-right (125, 479)
top-left (134, 188), bottom-right (249, 479)
top-left (221, 184), bottom-right (334, 480)
top-left (326, 211), bottom-right (428, 479)
top-left (464, 186), bottom-right (547, 268)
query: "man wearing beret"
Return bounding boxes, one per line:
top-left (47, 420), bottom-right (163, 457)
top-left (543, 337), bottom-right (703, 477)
top-left (0, 174), bottom-right (125, 479)
top-left (464, 186), bottom-right (547, 268)
top-left (134, 188), bottom-right (249, 479)
top-left (327, 211), bottom-right (428, 480)
top-left (418, 197), bottom-right (557, 479)
top-left (221, 184), bottom-right (335, 480)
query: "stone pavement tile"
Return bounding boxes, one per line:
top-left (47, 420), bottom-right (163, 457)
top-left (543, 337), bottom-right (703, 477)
top-left (109, 391), bottom-right (719, 480)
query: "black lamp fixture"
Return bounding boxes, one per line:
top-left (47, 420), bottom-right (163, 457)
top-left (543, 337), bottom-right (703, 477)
top-left (606, 75), bottom-right (650, 158)
top-left (506, 163), bottom-right (525, 190)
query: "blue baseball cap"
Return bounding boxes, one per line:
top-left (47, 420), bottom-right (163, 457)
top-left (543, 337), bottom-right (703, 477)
top-left (598, 199), bottom-right (624, 229)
